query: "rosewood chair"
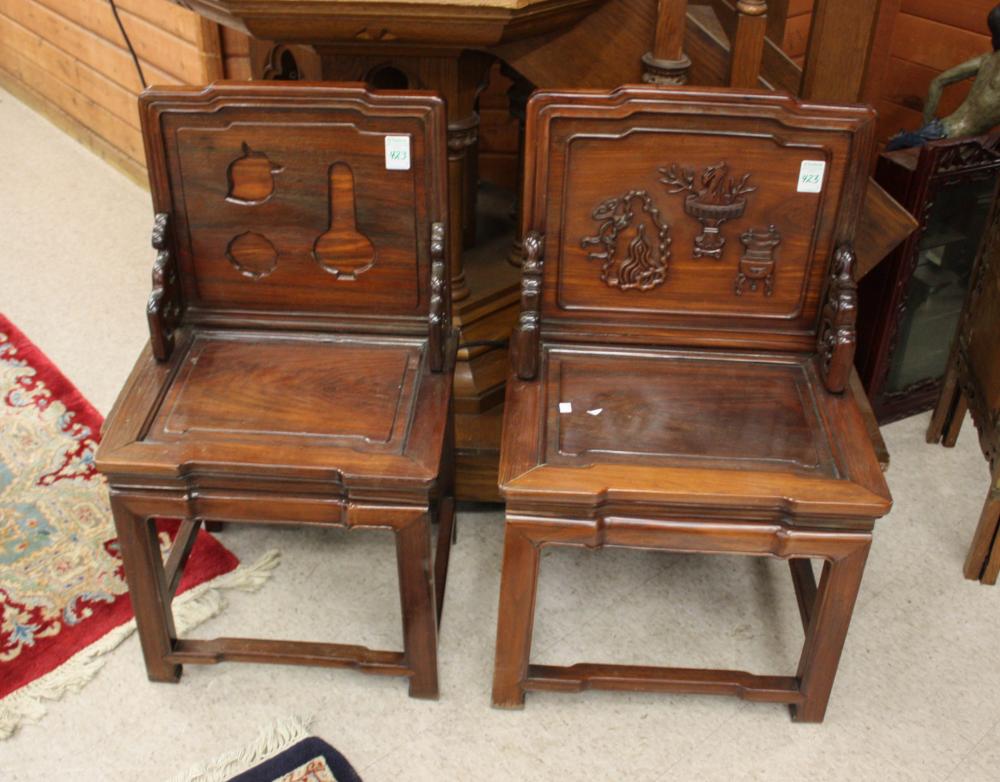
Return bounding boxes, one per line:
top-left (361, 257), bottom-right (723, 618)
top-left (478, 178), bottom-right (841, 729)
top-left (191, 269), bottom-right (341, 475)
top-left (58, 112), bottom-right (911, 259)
top-left (927, 194), bottom-right (1000, 584)
top-left (96, 83), bottom-right (456, 698)
top-left (492, 86), bottom-right (893, 722)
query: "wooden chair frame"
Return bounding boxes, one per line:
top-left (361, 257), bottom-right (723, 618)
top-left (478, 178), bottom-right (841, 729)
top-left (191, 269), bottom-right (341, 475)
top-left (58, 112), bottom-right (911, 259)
top-left (491, 86), bottom-right (891, 722)
top-left (97, 83), bottom-right (457, 698)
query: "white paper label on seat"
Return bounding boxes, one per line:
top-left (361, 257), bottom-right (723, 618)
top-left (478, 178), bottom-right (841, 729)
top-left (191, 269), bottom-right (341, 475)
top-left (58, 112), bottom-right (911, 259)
top-left (559, 402), bottom-right (573, 414)
top-left (385, 135), bottom-right (411, 170)
top-left (797, 160), bottom-right (826, 193)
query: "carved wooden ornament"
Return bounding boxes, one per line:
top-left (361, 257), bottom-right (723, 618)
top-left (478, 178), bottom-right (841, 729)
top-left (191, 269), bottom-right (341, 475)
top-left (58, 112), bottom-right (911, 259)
top-left (660, 162), bottom-right (756, 259)
top-left (735, 225), bottom-right (781, 296)
top-left (512, 231), bottom-right (545, 380)
top-left (580, 191), bottom-right (671, 291)
top-left (818, 245), bottom-right (858, 393)
top-left (147, 212), bottom-right (181, 361)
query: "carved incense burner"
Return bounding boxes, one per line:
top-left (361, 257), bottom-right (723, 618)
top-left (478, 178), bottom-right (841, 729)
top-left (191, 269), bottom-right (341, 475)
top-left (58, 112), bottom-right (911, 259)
top-left (735, 224), bottom-right (781, 296)
top-left (659, 162), bottom-right (756, 258)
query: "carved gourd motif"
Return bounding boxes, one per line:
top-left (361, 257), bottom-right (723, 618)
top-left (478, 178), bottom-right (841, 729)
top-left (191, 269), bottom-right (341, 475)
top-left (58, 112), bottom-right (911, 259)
top-left (312, 162), bottom-right (376, 280)
top-left (581, 191), bottom-right (671, 291)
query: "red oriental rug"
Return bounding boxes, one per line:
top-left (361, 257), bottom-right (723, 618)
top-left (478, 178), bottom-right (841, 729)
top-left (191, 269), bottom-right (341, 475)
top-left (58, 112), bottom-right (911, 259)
top-left (0, 314), bottom-right (278, 738)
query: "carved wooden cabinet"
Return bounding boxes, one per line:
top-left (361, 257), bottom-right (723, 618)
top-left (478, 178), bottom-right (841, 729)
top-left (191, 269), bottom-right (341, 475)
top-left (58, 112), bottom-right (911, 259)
top-left (856, 135), bottom-right (1000, 423)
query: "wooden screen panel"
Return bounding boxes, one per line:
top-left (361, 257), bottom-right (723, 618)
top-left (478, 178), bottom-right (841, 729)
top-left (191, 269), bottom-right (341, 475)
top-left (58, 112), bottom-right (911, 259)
top-left (524, 87), bottom-right (875, 352)
top-left (141, 83), bottom-right (447, 332)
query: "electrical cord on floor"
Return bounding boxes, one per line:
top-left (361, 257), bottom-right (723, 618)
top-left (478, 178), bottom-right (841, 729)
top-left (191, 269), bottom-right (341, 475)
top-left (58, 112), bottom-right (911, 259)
top-left (109, 0), bottom-right (147, 90)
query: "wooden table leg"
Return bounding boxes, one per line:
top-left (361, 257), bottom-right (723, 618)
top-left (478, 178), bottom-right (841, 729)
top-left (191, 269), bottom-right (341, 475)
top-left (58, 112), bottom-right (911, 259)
top-left (395, 512), bottom-right (439, 699)
top-left (793, 538), bottom-right (871, 722)
top-left (110, 493), bottom-right (182, 683)
top-left (492, 522), bottom-right (542, 708)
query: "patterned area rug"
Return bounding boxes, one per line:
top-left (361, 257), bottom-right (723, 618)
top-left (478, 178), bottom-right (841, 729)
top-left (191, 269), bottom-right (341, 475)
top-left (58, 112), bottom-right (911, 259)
top-left (170, 718), bottom-right (362, 782)
top-left (0, 314), bottom-right (279, 738)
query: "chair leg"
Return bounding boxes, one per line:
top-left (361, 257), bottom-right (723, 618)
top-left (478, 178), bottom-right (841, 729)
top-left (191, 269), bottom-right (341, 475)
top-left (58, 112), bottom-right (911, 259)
top-left (434, 496), bottom-right (456, 625)
top-left (492, 523), bottom-right (542, 709)
top-left (793, 540), bottom-right (870, 722)
top-left (395, 513), bottom-right (439, 699)
top-left (110, 495), bottom-right (181, 683)
top-left (942, 391), bottom-right (968, 448)
top-left (964, 480), bottom-right (1000, 584)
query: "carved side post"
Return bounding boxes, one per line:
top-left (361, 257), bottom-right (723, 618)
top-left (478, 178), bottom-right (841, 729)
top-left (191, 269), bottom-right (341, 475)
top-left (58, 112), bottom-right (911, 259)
top-left (147, 213), bottom-right (182, 361)
top-left (729, 0), bottom-right (768, 88)
top-left (428, 222), bottom-right (448, 372)
top-left (511, 232), bottom-right (544, 381)
top-left (818, 245), bottom-right (858, 393)
top-left (642, 0), bottom-right (691, 85)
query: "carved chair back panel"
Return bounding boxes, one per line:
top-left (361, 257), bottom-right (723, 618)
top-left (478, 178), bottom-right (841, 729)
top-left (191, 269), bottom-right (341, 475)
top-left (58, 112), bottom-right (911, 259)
top-left (141, 83), bottom-right (447, 333)
top-left (524, 88), bottom-right (875, 352)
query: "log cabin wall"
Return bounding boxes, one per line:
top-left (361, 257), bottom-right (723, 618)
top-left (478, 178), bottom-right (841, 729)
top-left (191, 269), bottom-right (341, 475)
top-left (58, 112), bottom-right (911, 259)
top-left (0, 0), bottom-right (245, 185)
top-left (0, 0), bottom-right (994, 184)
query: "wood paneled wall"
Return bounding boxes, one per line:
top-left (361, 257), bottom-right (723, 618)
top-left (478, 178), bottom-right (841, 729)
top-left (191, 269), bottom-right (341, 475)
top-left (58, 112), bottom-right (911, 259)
top-left (0, 0), bottom-right (242, 184)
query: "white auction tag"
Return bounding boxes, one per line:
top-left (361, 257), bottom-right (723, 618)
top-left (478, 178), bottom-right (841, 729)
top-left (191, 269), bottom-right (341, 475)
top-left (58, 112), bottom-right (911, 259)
top-left (559, 402), bottom-right (573, 414)
top-left (384, 135), bottom-right (411, 170)
top-left (797, 159), bottom-right (826, 193)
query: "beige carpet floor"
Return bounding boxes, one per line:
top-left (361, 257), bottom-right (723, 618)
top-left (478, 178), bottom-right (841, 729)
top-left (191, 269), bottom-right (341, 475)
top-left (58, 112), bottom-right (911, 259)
top-left (2, 85), bottom-right (999, 781)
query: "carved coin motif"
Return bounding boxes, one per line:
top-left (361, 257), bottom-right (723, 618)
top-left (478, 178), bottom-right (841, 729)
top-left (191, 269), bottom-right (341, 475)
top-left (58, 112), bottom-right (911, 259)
top-left (226, 142), bottom-right (282, 205)
top-left (580, 191), bottom-right (671, 292)
top-left (226, 231), bottom-right (278, 280)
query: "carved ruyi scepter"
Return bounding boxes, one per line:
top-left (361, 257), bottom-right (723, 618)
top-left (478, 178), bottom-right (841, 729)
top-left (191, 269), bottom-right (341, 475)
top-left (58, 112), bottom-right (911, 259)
top-left (817, 245), bottom-right (858, 393)
top-left (511, 232), bottom-right (545, 381)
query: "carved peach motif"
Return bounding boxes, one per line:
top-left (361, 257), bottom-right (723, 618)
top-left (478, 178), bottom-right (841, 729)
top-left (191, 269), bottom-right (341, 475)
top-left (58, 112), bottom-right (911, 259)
top-left (226, 142), bottom-right (282, 205)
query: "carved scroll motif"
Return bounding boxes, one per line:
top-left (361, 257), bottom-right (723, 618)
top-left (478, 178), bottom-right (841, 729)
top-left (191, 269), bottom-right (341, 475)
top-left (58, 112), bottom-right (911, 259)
top-left (580, 192), bottom-right (670, 291)
top-left (659, 162), bottom-right (756, 259)
top-left (147, 212), bottom-right (181, 361)
top-left (512, 232), bottom-right (545, 380)
top-left (428, 222), bottom-right (448, 373)
top-left (735, 225), bottom-right (781, 296)
top-left (817, 245), bottom-right (858, 393)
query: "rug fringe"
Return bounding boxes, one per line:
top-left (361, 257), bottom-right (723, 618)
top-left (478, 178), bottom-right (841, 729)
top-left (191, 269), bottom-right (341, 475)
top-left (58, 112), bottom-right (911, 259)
top-left (167, 715), bottom-right (312, 782)
top-left (0, 550), bottom-right (281, 740)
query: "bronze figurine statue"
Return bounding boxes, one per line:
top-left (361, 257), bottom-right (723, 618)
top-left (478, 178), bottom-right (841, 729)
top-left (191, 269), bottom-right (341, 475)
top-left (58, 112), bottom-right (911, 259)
top-left (889, 5), bottom-right (1000, 149)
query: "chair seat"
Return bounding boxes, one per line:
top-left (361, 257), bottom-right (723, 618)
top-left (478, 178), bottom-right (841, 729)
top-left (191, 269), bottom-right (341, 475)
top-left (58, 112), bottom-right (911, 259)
top-left (499, 345), bottom-right (891, 522)
top-left (97, 329), bottom-right (451, 494)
